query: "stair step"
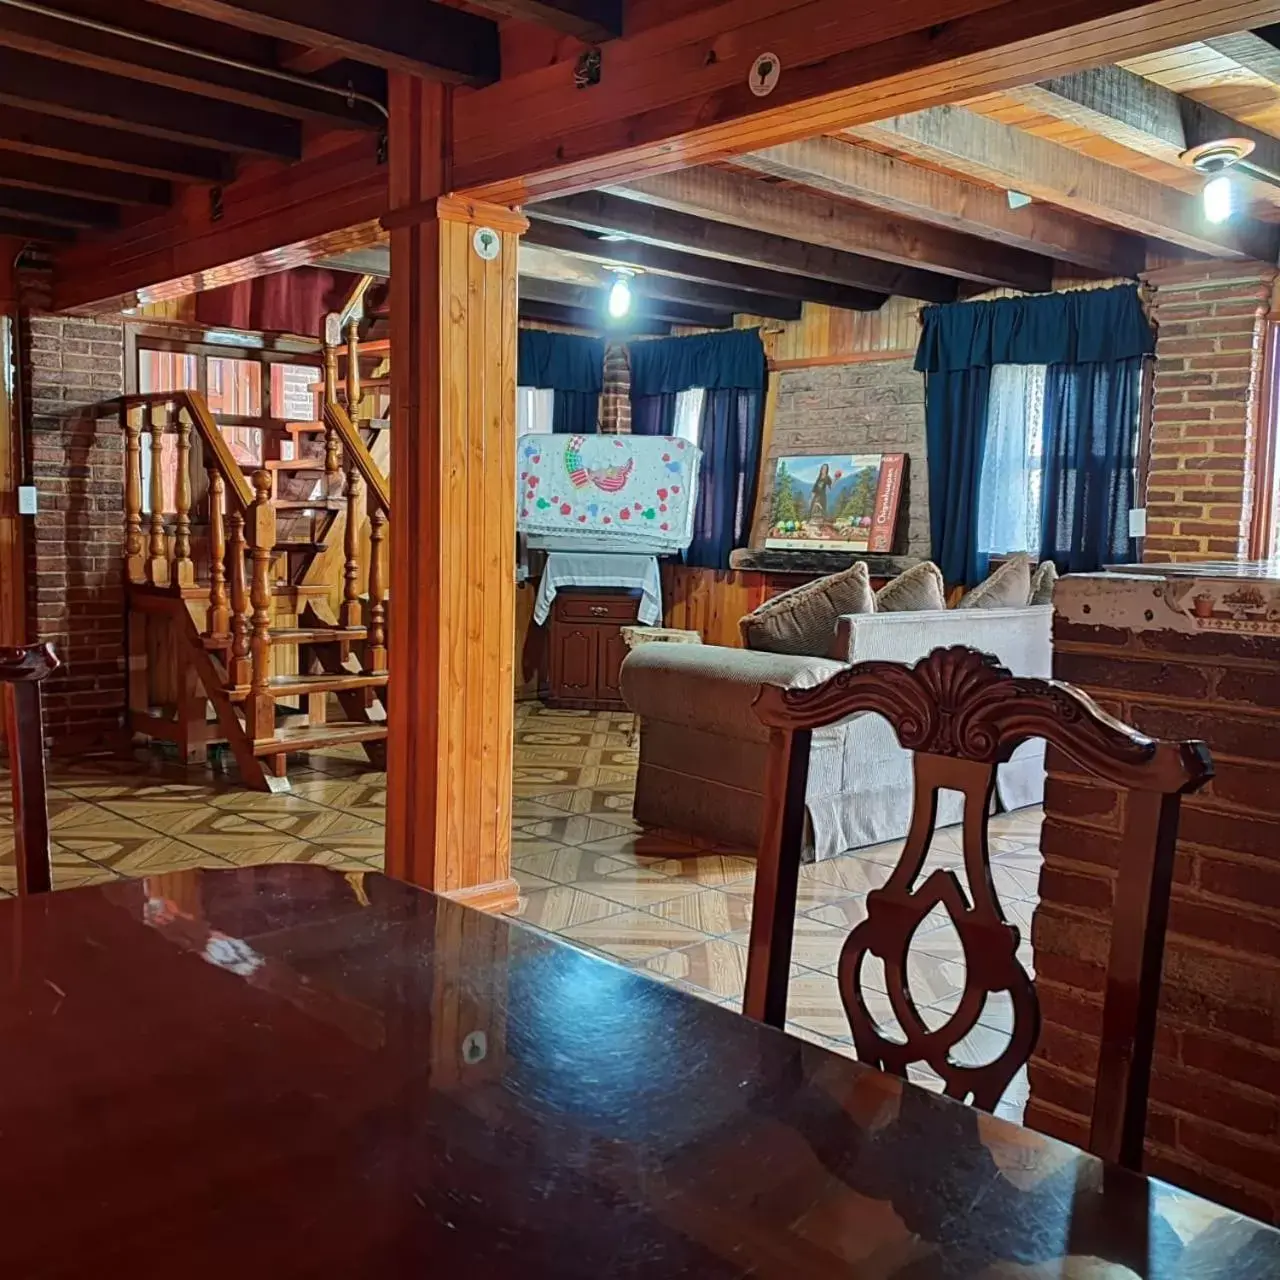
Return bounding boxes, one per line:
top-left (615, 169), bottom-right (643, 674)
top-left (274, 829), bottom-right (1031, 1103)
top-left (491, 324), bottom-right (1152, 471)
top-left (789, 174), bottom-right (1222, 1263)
top-left (265, 458), bottom-right (327, 472)
top-left (229, 673), bottom-right (388, 702)
top-left (285, 421), bottom-right (327, 436)
top-left (273, 540), bottom-right (328, 554)
top-left (273, 499), bottom-right (342, 512)
top-left (269, 626), bottom-right (368, 645)
top-left (251, 723), bottom-right (388, 757)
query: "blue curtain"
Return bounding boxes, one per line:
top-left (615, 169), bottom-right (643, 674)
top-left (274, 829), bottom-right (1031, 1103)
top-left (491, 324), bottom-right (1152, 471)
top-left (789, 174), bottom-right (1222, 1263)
top-left (924, 368), bottom-right (992, 587)
top-left (916, 284), bottom-right (1153, 585)
top-left (686, 387), bottom-right (763, 568)
top-left (551, 390), bottom-right (600, 435)
top-left (518, 329), bottom-right (604, 434)
top-left (627, 329), bottom-right (768, 568)
top-left (1041, 356), bottom-right (1144, 573)
top-left (631, 392), bottom-right (678, 436)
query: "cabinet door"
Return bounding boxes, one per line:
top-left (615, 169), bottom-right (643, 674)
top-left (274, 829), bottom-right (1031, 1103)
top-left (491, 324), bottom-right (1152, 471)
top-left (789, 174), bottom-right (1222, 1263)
top-left (598, 628), bottom-right (629, 703)
top-left (551, 626), bottom-right (597, 698)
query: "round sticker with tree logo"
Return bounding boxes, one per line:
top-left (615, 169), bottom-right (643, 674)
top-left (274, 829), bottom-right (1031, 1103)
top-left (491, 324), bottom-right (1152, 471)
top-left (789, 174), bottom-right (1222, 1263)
top-left (473, 227), bottom-right (500, 261)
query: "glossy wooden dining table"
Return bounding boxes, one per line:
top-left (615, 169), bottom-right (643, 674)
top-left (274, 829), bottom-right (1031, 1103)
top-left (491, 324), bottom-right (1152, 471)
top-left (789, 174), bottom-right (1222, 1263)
top-left (0, 866), bottom-right (1275, 1279)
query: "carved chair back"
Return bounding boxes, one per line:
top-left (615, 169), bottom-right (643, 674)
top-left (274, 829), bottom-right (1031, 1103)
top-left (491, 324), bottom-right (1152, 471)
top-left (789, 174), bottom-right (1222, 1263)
top-left (743, 646), bottom-right (1211, 1171)
top-left (1, 644), bottom-right (60, 896)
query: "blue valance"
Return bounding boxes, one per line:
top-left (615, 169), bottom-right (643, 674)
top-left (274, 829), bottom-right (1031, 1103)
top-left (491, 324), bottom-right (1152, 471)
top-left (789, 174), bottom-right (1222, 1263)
top-left (914, 284), bottom-right (1154, 372)
top-left (629, 328), bottom-right (767, 395)
top-left (518, 329), bottom-right (605, 392)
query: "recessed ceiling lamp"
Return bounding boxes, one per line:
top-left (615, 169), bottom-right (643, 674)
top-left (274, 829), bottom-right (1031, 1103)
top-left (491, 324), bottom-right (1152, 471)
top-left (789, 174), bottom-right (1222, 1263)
top-left (1180, 138), bottom-right (1261, 224)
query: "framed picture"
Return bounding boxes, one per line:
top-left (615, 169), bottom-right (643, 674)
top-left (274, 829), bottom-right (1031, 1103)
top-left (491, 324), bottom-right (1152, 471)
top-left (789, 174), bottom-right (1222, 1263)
top-left (763, 452), bottom-right (906, 553)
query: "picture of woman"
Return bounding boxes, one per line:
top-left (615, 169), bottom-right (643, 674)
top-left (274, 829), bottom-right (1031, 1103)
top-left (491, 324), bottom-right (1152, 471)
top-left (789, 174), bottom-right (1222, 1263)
top-left (808, 462), bottom-right (833, 521)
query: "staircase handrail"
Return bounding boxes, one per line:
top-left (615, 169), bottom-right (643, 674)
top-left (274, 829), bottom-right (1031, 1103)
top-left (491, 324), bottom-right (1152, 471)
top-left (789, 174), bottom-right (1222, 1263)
top-left (322, 397), bottom-right (390, 515)
top-left (121, 391), bottom-right (254, 510)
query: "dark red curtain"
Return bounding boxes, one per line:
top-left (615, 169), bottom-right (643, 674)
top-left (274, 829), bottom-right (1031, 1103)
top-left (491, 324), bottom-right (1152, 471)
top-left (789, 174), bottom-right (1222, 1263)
top-left (195, 267), bottom-right (361, 338)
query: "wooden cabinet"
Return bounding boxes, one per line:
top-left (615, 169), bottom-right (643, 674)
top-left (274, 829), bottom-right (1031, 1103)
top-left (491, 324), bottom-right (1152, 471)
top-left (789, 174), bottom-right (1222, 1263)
top-left (546, 589), bottom-right (641, 710)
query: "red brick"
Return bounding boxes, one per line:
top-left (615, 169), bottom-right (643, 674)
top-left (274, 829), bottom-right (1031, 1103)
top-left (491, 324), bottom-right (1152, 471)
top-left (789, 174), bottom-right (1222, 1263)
top-left (1178, 1118), bottom-right (1280, 1188)
top-left (1180, 1028), bottom-right (1280, 1095)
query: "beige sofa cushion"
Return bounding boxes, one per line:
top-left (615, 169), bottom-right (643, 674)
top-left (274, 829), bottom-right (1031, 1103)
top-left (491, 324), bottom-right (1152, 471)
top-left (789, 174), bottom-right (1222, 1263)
top-left (959, 554), bottom-right (1032, 610)
top-left (876, 561), bottom-right (946, 612)
top-left (1028, 559), bottom-right (1058, 605)
top-left (739, 559), bottom-right (874, 656)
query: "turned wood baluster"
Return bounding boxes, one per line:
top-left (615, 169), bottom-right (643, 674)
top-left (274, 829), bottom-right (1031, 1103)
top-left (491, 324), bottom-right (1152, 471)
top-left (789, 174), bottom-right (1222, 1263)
top-left (206, 469), bottom-right (229, 640)
top-left (346, 316), bottom-right (362, 414)
top-left (245, 470), bottom-right (277, 742)
top-left (323, 326), bottom-right (341, 487)
top-left (368, 504), bottom-right (388, 673)
top-left (226, 509), bottom-right (251, 688)
top-left (146, 404), bottom-right (169, 586)
top-left (341, 463), bottom-right (363, 630)
top-left (123, 403), bottom-right (145, 583)
top-left (173, 408), bottom-right (195, 588)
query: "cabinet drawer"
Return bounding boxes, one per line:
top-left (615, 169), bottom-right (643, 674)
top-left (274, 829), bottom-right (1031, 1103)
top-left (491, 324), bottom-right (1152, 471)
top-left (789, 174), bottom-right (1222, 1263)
top-left (554, 593), bottom-right (640, 623)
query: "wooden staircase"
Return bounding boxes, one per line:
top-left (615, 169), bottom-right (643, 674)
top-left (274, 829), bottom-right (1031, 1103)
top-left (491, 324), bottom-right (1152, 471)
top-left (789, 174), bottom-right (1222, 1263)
top-left (121, 311), bottom-right (391, 791)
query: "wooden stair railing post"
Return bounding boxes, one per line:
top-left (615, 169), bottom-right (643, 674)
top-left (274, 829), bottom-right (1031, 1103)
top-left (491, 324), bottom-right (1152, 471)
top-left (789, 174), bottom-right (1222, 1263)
top-left (245, 469), bottom-right (276, 741)
top-left (146, 403), bottom-right (169, 587)
top-left (123, 402), bottom-right (145, 583)
top-left (368, 503), bottom-right (388, 673)
top-left (173, 407), bottom-right (195, 588)
top-left (226, 509), bottom-right (251, 688)
top-left (341, 462), bottom-right (364, 630)
top-left (346, 315), bottom-right (362, 416)
top-left (206, 469), bottom-right (230, 640)
top-left (1, 643), bottom-right (60, 896)
top-left (323, 314), bottom-right (342, 490)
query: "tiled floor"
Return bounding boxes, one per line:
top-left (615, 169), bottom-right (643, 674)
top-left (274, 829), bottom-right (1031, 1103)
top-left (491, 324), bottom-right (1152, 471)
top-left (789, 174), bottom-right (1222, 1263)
top-left (1, 702), bottom-right (1042, 1121)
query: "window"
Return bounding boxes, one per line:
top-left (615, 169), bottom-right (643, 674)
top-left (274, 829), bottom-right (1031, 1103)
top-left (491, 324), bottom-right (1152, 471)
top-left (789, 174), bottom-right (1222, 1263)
top-left (271, 362), bottom-right (319, 421)
top-left (976, 364), bottom-right (1046, 560)
top-left (673, 388), bottom-right (705, 443)
top-left (517, 387), bottom-right (555, 435)
top-left (205, 356), bottom-right (262, 417)
top-left (138, 349), bottom-right (197, 394)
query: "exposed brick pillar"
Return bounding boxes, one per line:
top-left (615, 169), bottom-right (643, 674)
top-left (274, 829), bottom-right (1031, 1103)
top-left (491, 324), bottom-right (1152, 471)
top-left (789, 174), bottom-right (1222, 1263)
top-left (1142, 261), bottom-right (1276, 562)
top-left (18, 278), bottom-right (126, 750)
top-left (1033, 574), bottom-right (1280, 1223)
top-left (600, 342), bottom-right (631, 435)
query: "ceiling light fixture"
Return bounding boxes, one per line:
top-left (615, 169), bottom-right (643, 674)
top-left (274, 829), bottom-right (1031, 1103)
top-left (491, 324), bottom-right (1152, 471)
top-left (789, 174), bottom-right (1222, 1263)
top-left (607, 270), bottom-right (635, 319)
top-left (1179, 138), bottom-right (1264, 224)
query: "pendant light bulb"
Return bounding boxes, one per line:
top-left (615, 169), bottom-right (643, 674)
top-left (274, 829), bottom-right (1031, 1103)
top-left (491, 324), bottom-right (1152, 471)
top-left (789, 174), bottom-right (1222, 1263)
top-left (1203, 174), bottom-right (1233, 224)
top-left (607, 275), bottom-right (632, 318)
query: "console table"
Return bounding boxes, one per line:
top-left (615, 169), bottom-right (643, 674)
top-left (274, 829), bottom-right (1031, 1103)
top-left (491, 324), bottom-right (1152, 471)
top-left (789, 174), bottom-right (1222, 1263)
top-left (545, 588), bottom-right (641, 710)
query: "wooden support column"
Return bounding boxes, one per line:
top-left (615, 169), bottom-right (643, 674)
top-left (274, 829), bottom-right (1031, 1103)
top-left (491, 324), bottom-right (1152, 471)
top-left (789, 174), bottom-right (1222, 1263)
top-left (385, 74), bottom-right (525, 910)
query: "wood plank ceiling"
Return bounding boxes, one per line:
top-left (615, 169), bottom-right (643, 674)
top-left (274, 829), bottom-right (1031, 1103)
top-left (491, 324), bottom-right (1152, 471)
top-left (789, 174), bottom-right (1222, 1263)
top-left (10, 3), bottom-right (1280, 333)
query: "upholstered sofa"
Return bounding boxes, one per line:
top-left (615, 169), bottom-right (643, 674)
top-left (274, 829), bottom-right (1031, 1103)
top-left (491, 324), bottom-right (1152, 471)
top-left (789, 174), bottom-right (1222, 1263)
top-left (619, 604), bottom-right (1052, 860)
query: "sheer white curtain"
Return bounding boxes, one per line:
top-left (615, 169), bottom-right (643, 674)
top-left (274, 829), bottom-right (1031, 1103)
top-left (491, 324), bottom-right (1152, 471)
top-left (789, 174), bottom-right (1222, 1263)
top-left (517, 387), bottom-right (555, 435)
top-left (976, 363), bottom-right (1046, 559)
top-left (673, 388), bottom-right (705, 443)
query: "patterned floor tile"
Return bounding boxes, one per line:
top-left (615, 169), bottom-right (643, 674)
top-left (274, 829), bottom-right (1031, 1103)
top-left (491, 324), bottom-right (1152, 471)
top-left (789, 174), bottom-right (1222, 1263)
top-left (506, 885), bottom-right (628, 932)
top-left (645, 887), bottom-right (753, 935)
top-left (643, 937), bottom-right (751, 999)
top-left (518, 814), bottom-right (637, 847)
top-left (558, 908), bottom-right (708, 963)
top-left (727, 913), bottom-right (850, 974)
top-left (801, 854), bottom-right (896, 897)
top-left (511, 844), bottom-right (630, 885)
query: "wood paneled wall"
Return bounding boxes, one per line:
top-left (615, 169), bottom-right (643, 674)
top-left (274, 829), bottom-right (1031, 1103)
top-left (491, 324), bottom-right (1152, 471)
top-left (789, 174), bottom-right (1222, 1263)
top-left (737, 297), bottom-right (921, 367)
top-left (661, 566), bottom-right (781, 648)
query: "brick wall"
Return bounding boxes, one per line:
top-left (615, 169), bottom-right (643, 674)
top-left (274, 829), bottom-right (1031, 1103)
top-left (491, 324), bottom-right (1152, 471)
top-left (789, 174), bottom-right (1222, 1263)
top-left (1031, 574), bottom-right (1280, 1222)
top-left (752, 357), bottom-right (929, 555)
top-left (20, 305), bottom-right (126, 749)
top-left (600, 342), bottom-right (631, 435)
top-left (1142, 261), bottom-right (1276, 562)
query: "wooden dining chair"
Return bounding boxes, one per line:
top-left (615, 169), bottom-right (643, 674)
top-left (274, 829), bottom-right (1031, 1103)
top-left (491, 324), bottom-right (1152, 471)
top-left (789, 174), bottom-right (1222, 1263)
top-left (744, 645), bottom-right (1212, 1172)
top-left (1, 643), bottom-right (60, 896)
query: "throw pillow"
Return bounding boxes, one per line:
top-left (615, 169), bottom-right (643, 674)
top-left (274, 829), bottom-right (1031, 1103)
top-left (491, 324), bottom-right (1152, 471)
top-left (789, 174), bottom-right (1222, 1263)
top-left (1028, 559), bottom-right (1058, 606)
top-left (740, 560), bottom-right (875, 656)
top-left (958, 554), bottom-right (1032, 610)
top-left (875, 561), bottom-right (946, 613)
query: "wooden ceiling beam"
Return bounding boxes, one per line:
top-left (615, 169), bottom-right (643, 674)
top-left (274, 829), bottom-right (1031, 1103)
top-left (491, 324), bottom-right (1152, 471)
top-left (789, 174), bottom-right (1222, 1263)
top-left (529, 192), bottom-right (958, 302)
top-left (519, 276), bottom-right (733, 328)
top-left (0, 185), bottom-right (116, 230)
top-left (734, 137), bottom-right (1146, 277)
top-left (465, 1), bottom-right (621, 42)
top-left (848, 106), bottom-right (1280, 261)
top-left (1202, 29), bottom-right (1280, 84)
top-left (0, 0), bottom-right (384, 129)
top-left (519, 300), bottom-right (673, 336)
top-left (609, 167), bottom-right (1054, 292)
top-left (147, 0), bottom-right (499, 85)
top-left (628, 274), bottom-right (801, 322)
top-left (0, 151), bottom-right (168, 206)
top-left (0, 104), bottom-right (229, 183)
top-left (453, 0), bottom-right (1280, 202)
top-left (0, 47), bottom-right (300, 158)
top-left (1006, 64), bottom-right (1280, 182)
top-left (0, 213), bottom-right (73, 242)
top-left (523, 220), bottom-right (887, 311)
